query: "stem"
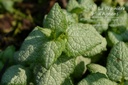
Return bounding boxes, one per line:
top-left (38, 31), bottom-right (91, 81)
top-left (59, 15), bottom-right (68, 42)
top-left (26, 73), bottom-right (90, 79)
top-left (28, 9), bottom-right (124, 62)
top-left (120, 77), bottom-right (124, 85)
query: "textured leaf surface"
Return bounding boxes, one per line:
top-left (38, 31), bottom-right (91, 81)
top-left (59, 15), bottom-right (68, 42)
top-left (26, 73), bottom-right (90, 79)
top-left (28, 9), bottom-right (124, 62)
top-left (65, 23), bottom-right (106, 57)
top-left (43, 3), bottom-right (67, 37)
top-left (87, 63), bottom-right (107, 74)
top-left (63, 9), bottom-right (78, 25)
top-left (1, 65), bottom-right (27, 85)
top-left (14, 26), bottom-right (65, 68)
top-left (110, 11), bottom-right (128, 28)
top-left (37, 39), bottom-right (65, 69)
top-left (91, 3), bottom-right (115, 33)
top-left (67, 0), bottom-right (83, 13)
top-left (84, 37), bottom-right (106, 57)
top-left (78, 73), bottom-right (117, 85)
top-left (107, 42), bottom-right (128, 82)
top-left (78, 0), bottom-right (97, 22)
top-left (14, 27), bottom-right (48, 65)
top-left (34, 55), bottom-right (75, 85)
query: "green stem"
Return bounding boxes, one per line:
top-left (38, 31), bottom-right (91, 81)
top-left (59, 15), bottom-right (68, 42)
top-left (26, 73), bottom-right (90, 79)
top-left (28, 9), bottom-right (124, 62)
top-left (120, 77), bottom-right (124, 85)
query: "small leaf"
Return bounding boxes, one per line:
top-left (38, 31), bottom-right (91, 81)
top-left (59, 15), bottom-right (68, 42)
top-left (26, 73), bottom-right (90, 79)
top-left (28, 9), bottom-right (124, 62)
top-left (34, 55), bottom-right (75, 85)
top-left (1, 65), bottom-right (27, 85)
top-left (110, 11), bottom-right (128, 29)
top-left (37, 26), bottom-right (52, 37)
top-left (67, 0), bottom-right (83, 14)
top-left (107, 30), bottom-right (128, 47)
top-left (106, 31), bottom-right (123, 47)
top-left (107, 42), bottom-right (128, 82)
top-left (71, 56), bottom-right (91, 79)
top-left (63, 9), bottom-right (78, 25)
top-left (91, 3), bottom-right (115, 33)
top-left (43, 3), bottom-right (68, 38)
top-left (87, 63), bottom-right (107, 74)
top-left (2, 45), bottom-right (15, 64)
top-left (62, 77), bottom-right (73, 85)
top-left (78, 0), bottom-right (97, 22)
top-left (78, 73), bottom-right (118, 85)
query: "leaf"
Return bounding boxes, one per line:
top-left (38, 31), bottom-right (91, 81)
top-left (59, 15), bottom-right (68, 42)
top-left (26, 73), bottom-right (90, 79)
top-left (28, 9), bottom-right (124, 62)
top-left (37, 39), bottom-right (65, 69)
top-left (62, 77), bottom-right (73, 85)
top-left (14, 27), bottom-right (48, 65)
top-left (34, 55), bottom-right (75, 85)
top-left (37, 26), bottom-right (52, 37)
top-left (15, 26), bottom-right (65, 69)
top-left (78, 73), bottom-right (118, 85)
top-left (43, 3), bottom-right (68, 38)
top-left (107, 42), bottom-right (128, 82)
top-left (67, 0), bottom-right (84, 14)
top-left (65, 23), bottom-right (106, 57)
top-left (110, 11), bottom-right (128, 29)
top-left (1, 65), bottom-right (27, 85)
top-left (106, 30), bottom-right (128, 47)
top-left (106, 31), bottom-right (123, 47)
top-left (124, 81), bottom-right (128, 85)
top-left (87, 63), bottom-right (107, 74)
top-left (78, 0), bottom-right (97, 22)
top-left (0, 0), bottom-right (14, 13)
top-left (83, 37), bottom-right (107, 57)
top-left (91, 3), bottom-right (115, 33)
top-left (71, 56), bottom-right (91, 79)
top-left (124, 2), bottom-right (128, 12)
top-left (63, 9), bottom-right (78, 25)
top-left (2, 45), bottom-right (15, 64)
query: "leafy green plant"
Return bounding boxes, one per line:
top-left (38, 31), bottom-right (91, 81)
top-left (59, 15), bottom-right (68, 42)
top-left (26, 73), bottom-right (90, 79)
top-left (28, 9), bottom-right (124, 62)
top-left (1, 0), bottom-right (128, 85)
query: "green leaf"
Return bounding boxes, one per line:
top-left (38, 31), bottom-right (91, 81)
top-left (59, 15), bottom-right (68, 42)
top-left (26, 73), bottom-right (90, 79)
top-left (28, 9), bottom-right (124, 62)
top-left (34, 55), bottom-right (75, 85)
top-left (1, 65), bottom-right (27, 85)
top-left (78, 73), bottom-right (118, 85)
top-left (107, 42), bottom-right (128, 82)
top-left (37, 26), bottom-right (52, 37)
top-left (110, 11), bottom-right (128, 29)
top-left (106, 30), bottom-right (128, 47)
top-left (78, 0), bottom-right (97, 22)
top-left (121, 30), bottom-right (128, 41)
top-left (0, 61), bottom-right (3, 70)
top-left (87, 63), bottom-right (107, 74)
top-left (37, 39), bottom-right (65, 69)
top-left (91, 3), bottom-right (115, 33)
top-left (71, 56), bottom-right (91, 79)
top-left (0, 0), bottom-right (14, 13)
top-left (14, 27), bottom-right (48, 65)
top-left (67, 0), bottom-right (84, 14)
top-left (65, 23), bottom-right (106, 57)
top-left (63, 9), bottom-right (78, 25)
top-left (15, 27), bottom-right (65, 69)
top-left (106, 31), bottom-right (123, 47)
top-left (124, 81), bottom-right (128, 85)
top-left (2, 45), bottom-right (15, 64)
top-left (62, 77), bottom-right (73, 85)
top-left (43, 3), bottom-right (68, 38)
top-left (83, 37), bottom-right (107, 57)
top-left (124, 2), bottom-right (128, 12)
